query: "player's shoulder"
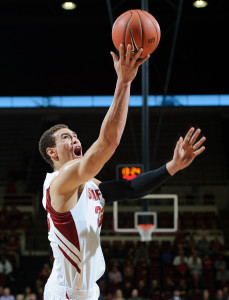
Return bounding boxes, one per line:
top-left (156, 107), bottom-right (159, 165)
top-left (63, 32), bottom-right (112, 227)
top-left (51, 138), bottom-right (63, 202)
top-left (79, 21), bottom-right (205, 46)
top-left (44, 171), bottom-right (59, 187)
top-left (92, 178), bottom-right (102, 187)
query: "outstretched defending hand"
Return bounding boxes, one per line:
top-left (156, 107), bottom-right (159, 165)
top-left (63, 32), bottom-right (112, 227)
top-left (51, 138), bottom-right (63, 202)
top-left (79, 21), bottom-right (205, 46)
top-left (167, 127), bottom-right (206, 175)
top-left (110, 43), bottom-right (150, 84)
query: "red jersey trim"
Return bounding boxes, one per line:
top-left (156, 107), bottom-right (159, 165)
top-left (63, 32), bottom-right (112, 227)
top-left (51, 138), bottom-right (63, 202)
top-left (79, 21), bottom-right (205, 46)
top-left (46, 187), bottom-right (80, 252)
top-left (55, 232), bottom-right (81, 262)
top-left (58, 245), bottom-right (81, 274)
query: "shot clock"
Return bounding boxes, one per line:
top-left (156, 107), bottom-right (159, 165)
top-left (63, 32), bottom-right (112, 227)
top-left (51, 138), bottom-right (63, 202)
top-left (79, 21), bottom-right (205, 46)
top-left (116, 164), bottom-right (144, 180)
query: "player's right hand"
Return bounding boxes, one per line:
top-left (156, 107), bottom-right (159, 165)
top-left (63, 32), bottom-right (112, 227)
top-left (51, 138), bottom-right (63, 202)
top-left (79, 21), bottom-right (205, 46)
top-left (110, 43), bottom-right (150, 84)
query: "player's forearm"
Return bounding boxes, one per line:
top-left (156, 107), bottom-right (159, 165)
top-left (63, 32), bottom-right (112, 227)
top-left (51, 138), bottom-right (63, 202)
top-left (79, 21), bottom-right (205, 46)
top-left (100, 165), bottom-right (171, 203)
top-left (99, 79), bottom-right (131, 146)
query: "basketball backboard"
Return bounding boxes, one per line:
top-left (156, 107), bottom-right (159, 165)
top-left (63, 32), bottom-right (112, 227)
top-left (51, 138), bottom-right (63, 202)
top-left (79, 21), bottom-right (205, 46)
top-left (113, 194), bottom-right (178, 234)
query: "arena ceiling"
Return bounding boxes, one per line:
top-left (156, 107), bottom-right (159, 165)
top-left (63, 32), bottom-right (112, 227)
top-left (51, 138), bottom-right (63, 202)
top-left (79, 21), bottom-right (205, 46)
top-left (0, 0), bottom-right (227, 96)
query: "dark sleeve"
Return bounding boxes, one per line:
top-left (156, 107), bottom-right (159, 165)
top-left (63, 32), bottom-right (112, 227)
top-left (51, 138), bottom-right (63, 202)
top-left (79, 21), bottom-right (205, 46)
top-left (99, 164), bottom-right (171, 204)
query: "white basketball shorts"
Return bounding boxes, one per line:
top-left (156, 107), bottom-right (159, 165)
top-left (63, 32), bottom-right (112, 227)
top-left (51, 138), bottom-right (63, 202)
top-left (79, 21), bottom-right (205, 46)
top-left (44, 277), bottom-right (100, 300)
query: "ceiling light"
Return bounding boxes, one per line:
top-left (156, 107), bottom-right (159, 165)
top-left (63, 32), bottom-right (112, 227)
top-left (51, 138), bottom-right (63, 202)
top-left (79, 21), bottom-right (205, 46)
top-left (193, 0), bottom-right (208, 8)
top-left (61, 2), bottom-right (77, 10)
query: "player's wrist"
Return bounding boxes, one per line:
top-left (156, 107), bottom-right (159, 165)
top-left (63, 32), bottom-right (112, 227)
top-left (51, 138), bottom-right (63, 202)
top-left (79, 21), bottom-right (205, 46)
top-left (166, 160), bottom-right (181, 176)
top-left (116, 78), bottom-right (132, 86)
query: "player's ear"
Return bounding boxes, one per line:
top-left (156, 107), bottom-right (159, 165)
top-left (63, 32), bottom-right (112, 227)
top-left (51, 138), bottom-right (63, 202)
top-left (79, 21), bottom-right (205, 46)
top-left (46, 147), bottom-right (58, 159)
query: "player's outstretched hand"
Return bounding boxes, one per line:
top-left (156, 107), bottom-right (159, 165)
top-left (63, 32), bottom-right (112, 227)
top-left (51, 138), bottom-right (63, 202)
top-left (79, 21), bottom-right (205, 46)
top-left (167, 127), bottom-right (206, 175)
top-left (110, 43), bottom-right (150, 84)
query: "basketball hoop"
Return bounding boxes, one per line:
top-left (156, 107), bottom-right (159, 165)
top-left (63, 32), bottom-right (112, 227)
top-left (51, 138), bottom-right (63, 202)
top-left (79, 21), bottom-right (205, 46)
top-left (137, 224), bottom-right (155, 242)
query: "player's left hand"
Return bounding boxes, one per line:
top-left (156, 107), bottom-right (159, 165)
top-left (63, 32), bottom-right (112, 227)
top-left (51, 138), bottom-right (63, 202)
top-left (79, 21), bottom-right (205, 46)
top-left (167, 127), bottom-right (206, 175)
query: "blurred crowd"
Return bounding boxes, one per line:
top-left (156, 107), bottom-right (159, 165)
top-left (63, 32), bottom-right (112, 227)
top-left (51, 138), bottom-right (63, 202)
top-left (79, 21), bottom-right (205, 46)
top-left (98, 231), bottom-right (229, 300)
top-left (0, 230), bottom-right (228, 300)
top-left (0, 202), bottom-right (228, 300)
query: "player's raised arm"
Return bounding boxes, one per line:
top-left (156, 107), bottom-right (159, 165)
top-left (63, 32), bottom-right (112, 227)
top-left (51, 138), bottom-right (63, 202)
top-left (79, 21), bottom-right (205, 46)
top-left (51, 44), bottom-right (150, 195)
top-left (99, 127), bottom-right (206, 203)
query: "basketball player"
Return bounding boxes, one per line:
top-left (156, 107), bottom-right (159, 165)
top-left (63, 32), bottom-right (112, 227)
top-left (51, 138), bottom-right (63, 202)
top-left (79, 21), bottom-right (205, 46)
top-left (39, 44), bottom-right (206, 300)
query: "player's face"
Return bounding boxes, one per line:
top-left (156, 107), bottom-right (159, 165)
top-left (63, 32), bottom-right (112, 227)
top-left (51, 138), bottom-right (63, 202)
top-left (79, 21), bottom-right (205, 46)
top-left (53, 128), bottom-right (83, 164)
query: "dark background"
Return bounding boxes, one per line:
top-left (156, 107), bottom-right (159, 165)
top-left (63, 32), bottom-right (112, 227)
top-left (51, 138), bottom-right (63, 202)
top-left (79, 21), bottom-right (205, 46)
top-left (0, 0), bottom-right (228, 96)
top-left (0, 1), bottom-right (229, 296)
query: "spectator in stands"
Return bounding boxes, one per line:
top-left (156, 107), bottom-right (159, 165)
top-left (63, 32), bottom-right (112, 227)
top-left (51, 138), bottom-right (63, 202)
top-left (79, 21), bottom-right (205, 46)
top-left (222, 287), bottom-right (228, 300)
top-left (108, 265), bottom-right (123, 289)
top-left (113, 289), bottom-right (125, 300)
top-left (173, 231), bottom-right (188, 255)
top-left (134, 243), bottom-right (150, 265)
top-left (28, 294), bottom-right (37, 300)
top-left (187, 249), bottom-right (202, 276)
top-left (210, 238), bottom-right (225, 259)
top-left (173, 249), bottom-right (189, 278)
top-left (149, 240), bottom-right (160, 260)
top-left (0, 287), bottom-right (15, 300)
top-left (36, 263), bottom-right (51, 290)
top-left (15, 296), bottom-right (24, 300)
top-left (137, 279), bottom-right (149, 299)
top-left (163, 277), bottom-right (175, 294)
top-left (125, 247), bottom-right (135, 262)
top-left (202, 289), bottom-right (211, 300)
top-left (162, 251), bottom-right (172, 265)
top-left (177, 278), bottom-right (187, 295)
top-left (197, 224), bottom-right (209, 239)
top-left (222, 286), bottom-right (229, 300)
top-left (98, 278), bottom-right (107, 298)
top-left (127, 289), bottom-right (142, 300)
top-left (135, 260), bottom-right (148, 282)
top-left (170, 289), bottom-right (183, 300)
top-left (202, 254), bottom-right (214, 270)
top-left (196, 236), bottom-right (211, 257)
top-left (0, 286), bottom-right (3, 297)
top-left (215, 289), bottom-right (226, 300)
top-left (99, 272), bottom-right (110, 295)
top-left (36, 287), bottom-right (43, 300)
top-left (187, 234), bottom-right (196, 254)
top-left (24, 287), bottom-right (31, 300)
top-left (149, 279), bottom-right (160, 296)
top-left (5, 235), bottom-right (20, 268)
top-left (214, 255), bottom-right (227, 272)
top-left (216, 265), bottom-right (229, 288)
top-left (188, 273), bottom-right (203, 294)
top-left (122, 282), bottom-right (132, 299)
top-left (123, 260), bottom-right (134, 280)
top-left (0, 255), bottom-right (14, 284)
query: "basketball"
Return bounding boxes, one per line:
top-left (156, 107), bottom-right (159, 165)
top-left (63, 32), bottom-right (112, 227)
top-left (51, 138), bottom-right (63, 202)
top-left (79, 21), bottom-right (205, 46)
top-left (112, 9), bottom-right (161, 57)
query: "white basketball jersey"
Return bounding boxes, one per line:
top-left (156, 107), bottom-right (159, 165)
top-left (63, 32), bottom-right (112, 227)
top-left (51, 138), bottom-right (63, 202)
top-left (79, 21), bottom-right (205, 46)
top-left (42, 171), bottom-right (106, 292)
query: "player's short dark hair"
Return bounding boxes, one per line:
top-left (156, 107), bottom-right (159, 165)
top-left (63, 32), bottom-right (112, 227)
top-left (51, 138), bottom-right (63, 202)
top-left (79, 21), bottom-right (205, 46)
top-left (39, 124), bottom-right (69, 168)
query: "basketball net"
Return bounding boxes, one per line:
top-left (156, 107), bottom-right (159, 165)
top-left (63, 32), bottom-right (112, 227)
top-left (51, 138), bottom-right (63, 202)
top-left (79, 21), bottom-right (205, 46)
top-left (137, 224), bottom-right (155, 242)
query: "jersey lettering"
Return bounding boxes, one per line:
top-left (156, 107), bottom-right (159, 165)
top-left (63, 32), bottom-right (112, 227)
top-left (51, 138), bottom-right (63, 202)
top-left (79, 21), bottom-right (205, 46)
top-left (88, 188), bottom-right (102, 201)
top-left (95, 206), bottom-right (104, 227)
top-left (95, 206), bottom-right (101, 214)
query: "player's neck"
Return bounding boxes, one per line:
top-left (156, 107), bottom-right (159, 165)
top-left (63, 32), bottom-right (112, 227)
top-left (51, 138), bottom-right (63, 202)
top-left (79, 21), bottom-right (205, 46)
top-left (53, 161), bottom-right (63, 171)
